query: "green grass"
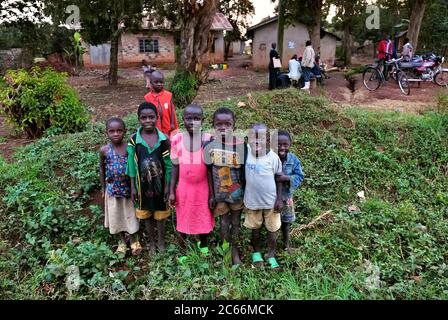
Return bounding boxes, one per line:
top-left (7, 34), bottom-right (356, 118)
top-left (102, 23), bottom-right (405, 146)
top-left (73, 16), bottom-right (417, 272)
top-left (1, 89), bottom-right (447, 299)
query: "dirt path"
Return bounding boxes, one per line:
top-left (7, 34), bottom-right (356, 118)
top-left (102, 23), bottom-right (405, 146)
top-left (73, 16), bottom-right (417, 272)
top-left (1, 56), bottom-right (444, 159)
top-left (323, 72), bottom-right (441, 114)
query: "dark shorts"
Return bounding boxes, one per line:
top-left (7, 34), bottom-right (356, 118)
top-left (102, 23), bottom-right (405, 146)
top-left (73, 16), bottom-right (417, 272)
top-left (278, 198), bottom-right (295, 223)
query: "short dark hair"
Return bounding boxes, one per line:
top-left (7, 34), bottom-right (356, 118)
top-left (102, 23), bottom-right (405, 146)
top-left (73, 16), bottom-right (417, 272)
top-left (404, 38), bottom-right (410, 43)
top-left (138, 102), bottom-right (158, 117)
top-left (291, 54), bottom-right (298, 60)
top-left (184, 103), bottom-right (204, 115)
top-left (277, 129), bottom-right (292, 142)
top-left (213, 107), bottom-right (235, 123)
top-left (306, 40), bottom-right (312, 46)
top-left (106, 117), bottom-right (125, 130)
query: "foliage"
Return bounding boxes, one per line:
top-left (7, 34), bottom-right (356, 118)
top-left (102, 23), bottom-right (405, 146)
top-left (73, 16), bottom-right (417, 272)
top-left (419, 0), bottom-right (448, 54)
top-left (220, 0), bottom-right (255, 59)
top-left (0, 67), bottom-right (89, 138)
top-left (1, 89), bottom-right (447, 299)
top-left (0, 22), bottom-right (76, 57)
top-left (168, 70), bottom-right (199, 107)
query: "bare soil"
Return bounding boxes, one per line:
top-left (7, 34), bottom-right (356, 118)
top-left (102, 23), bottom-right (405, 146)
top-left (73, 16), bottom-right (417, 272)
top-left (1, 55), bottom-right (444, 160)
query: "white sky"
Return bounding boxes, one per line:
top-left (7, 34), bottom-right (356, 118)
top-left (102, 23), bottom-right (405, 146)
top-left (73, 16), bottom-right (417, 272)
top-left (250, 0), bottom-right (278, 25)
top-left (249, 0), bottom-right (336, 27)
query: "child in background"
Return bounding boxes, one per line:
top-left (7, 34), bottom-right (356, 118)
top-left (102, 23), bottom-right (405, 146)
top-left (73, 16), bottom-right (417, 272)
top-left (144, 70), bottom-right (179, 138)
top-left (126, 102), bottom-right (172, 253)
top-left (100, 117), bottom-right (141, 255)
top-left (243, 123), bottom-right (283, 269)
top-left (204, 107), bottom-right (246, 265)
top-left (169, 104), bottom-right (214, 256)
top-left (275, 130), bottom-right (304, 253)
top-left (142, 59), bottom-right (153, 90)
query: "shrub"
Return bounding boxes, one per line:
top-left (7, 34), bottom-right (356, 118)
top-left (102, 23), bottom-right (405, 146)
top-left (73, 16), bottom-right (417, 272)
top-left (0, 67), bottom-right (89, 138)
top-left (168, 70), bottom-right (198, 108)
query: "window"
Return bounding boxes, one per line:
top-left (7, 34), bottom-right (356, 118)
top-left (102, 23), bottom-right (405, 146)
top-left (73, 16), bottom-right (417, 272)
top-left (139, 39), bottom-right (159, 53)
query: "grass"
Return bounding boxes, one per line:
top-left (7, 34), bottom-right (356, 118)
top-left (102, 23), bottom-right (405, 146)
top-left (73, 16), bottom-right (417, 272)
top-left (0, 89), bottom-right (447, 299)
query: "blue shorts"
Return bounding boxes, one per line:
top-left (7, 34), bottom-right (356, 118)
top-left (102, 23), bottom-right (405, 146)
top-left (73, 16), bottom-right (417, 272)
top-left (280, 198), bottom-right (295, 223)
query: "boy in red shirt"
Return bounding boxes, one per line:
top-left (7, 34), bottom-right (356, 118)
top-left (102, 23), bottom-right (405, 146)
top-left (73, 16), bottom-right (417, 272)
top-left (144, 71), bottom-right (179, 138)
top-left (377, 35), bottom-right (393, 78)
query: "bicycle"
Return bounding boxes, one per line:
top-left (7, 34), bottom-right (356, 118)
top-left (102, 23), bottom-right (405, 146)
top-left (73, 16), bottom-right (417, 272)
top-left (362, 57), bottom-right (410, 95)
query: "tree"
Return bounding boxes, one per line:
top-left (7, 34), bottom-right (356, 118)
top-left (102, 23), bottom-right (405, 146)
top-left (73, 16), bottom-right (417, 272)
top-left (419, 0), bottom-right (448, 54)
top-left (407, 0), bottom-right (428, 50)
top-left (277, 0), bottom-right (286, 58)
top-left (330, 0), bottom-right (366, 65)
top-left (280, 0), bottom-right (323, 52)
top-left (219, 0), bottom-right (254, 60)
top-left (43, 0), bottom-right (145, 85)
top-left (145, 0), bottom-right (221, 102)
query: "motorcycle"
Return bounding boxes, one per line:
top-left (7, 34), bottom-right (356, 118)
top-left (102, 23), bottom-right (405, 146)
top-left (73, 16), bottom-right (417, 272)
top-left (399, 53), bottom-right (448, 86)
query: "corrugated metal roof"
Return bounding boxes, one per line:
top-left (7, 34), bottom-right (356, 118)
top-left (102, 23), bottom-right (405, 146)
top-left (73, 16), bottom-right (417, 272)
top-left (210, 12), bottom-right (233, 31)
top-left (142, 13), bottom-right (232, 31)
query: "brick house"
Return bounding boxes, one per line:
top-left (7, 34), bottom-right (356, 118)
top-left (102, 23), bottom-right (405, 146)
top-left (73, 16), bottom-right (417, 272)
top-left (247, 16), bottom-right (341, 70)
top-left (83, 13), bottom-right (233, 68)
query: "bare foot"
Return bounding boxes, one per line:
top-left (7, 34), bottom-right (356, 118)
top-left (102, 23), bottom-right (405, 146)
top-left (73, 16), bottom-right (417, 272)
top-left (148, 242), bottom-right (156, 254)
top-left (232, 247), bottom-right (242, 265)
top-left (158, 240), bottom-right (166, 253)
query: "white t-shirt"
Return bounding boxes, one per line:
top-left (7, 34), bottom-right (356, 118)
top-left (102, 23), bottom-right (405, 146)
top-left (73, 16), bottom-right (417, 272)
top-left (288, 59), bottom-right (302, 80)
top-left (244, 148), bottom-right (282, 210)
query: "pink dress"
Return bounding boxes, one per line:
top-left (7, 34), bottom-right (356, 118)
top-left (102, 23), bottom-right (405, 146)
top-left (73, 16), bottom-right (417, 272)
top-left (171, 132), bottom-right (215, 234)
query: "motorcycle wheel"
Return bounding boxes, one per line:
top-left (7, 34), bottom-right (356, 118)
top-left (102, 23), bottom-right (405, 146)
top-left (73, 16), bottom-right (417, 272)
top-left (398, 72), bottom-right (411, 95)
top-left (434, 70), bottom-right (448, 86)
top-left (363, 67), bottom-right (382, 91)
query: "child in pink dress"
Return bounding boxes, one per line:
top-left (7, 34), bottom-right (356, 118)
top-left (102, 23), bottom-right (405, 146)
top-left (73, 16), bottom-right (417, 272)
top-left (169, 104), bottom-right (214, 255)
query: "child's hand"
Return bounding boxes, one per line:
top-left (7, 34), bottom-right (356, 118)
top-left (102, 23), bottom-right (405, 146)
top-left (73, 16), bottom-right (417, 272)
top-left (274, 198), bottom-right (283, 211)
top-left (164, 185), bottom-right (170, 202)
top-left (131, 188), bottom-right (137, 204)
top-left (169, 193), bottom-right (176, 208)
top-left (208, 196), bottom-right (216, 210)
top-left (276, 174), bottom-right (291, 183)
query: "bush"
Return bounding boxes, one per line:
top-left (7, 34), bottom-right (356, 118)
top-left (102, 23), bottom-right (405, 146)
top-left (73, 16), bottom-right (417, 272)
top-left (0, 67), bottom-right (89, 138)
top-left (168, 70), bottom-right (198, 108)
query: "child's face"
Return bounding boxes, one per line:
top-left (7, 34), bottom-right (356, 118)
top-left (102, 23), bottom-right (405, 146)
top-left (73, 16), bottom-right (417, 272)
top-left (107, 121), bottom-right (125, 144)
top-left (150, 73), bottom-right (164, 93)
top-left (213, 113), bottom-right (234, 139)
top-left (248, 125), bottom-right (269, 157)
top-left (277, 135), bottom-right (291, 158)
top-left (183, 108), bottom-right (203, 134)
top-left (139, 108), bottom-right (157, 132)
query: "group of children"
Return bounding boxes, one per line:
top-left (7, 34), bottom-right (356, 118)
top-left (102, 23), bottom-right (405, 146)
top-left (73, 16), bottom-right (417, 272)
top-left (100, 71), bottom-right (304, 268)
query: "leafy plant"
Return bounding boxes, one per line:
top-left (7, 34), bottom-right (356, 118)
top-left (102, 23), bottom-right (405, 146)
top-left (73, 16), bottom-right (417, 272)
top-left (0, 67), bottom-right (89, 138)
top-left (168, 70), bottom-right (198, 107)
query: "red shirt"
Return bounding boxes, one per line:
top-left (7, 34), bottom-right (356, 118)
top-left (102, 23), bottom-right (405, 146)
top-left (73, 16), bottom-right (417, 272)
top-left (144, 89), bottom-right (179, 138)
top-left (377, 39), bottom-right (392, 60)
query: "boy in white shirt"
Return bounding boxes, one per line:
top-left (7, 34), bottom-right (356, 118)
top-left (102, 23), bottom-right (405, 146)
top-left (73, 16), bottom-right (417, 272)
top-left (244, 123), bottom-right (283, 269)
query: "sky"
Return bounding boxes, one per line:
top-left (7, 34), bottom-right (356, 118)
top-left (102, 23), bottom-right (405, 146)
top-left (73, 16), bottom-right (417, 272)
top-left (250, 0), bottom-right (278, 25)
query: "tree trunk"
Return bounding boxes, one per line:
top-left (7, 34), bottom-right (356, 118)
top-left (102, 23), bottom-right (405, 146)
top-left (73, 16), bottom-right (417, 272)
top-left (179, 0), bottom-right (219, 84)
top-left (277, 0), bottom-right (285, 59)
top-left (344, 23), bottom-right (352, 66)
top-left (343, 1), bottom-right (354, 66)
top-left (407, 0), bottom-right (427, 51)
top-left (308, 0), bottom-right (322, 52)
top-left (109, 30), bottom-right (120, 86)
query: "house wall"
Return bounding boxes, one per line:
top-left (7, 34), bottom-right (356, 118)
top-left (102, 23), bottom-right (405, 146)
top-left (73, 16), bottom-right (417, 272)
top-left (209, 31), bottom-right (225, 64)
top-left (320, 35), bottom-right (337, 67)
top-left (83, 31), bottom-right (176, 68)
top-left (251, 21), bottom-right (337, 70)
top-left (232, 40), bottom-right (245, 55)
